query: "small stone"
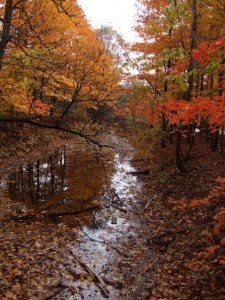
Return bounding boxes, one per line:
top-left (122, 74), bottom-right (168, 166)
top-left (111, 216), bottom-right (117, 224)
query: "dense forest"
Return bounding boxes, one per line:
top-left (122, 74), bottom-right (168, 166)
top-left (0, 0), bottom-right (225, 299)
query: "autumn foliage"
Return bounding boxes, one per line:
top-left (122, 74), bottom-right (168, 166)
top-left (121, 0), bottom-right (225, 171)
top-left (0, 0), bottom-right (123, 131)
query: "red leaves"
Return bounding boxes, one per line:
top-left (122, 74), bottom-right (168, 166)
top-left (120, 94), bottom-right (225, 130)
top-left (192, 48), bottom-right (210, 65)
top-left (192, 37), bottom-right (225, 65)
top-left (115, 108), bottom-right (131, 116)
top-left (162, 95), bottom-right (225, 128)
top-left (167, 59), bottom-right (189, 75)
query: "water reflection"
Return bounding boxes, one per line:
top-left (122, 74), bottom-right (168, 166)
top-left (8, 145), bottom-right (111, 226)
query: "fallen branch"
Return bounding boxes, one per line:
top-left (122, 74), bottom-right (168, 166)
top-left (11, 213), bottom-right (39, 221)
top-left (11, 205), bottom-right (100, 221)
top-left (30, 286), bottom-right (66, 300)
top-left (0, 116), bottom-right (114, 148)
top-left (72, 253), bottom-right (109, 297)
top-left (45, 205), bottom-right (100, 217)
top-left (108, 203), bottom-right (127, 213)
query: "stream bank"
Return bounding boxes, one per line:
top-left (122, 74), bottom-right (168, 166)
top-left (1, 130), bottom-right (225, 299)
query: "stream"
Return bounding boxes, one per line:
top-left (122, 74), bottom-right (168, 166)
top-left (4, 134), bottom-right (144, 299)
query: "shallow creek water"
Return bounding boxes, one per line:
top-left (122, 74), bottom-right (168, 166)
top-left (5, 135), bottom-right (143, 299)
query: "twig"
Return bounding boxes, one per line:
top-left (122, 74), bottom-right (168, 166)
top-left (103, 189), bottom-right (127, 213)
top-left (81, 193), bottom-right (96, 210)
top-left (76, 218), bottom-right (128, 257)
top-left (144, 195), bottom-right (157, 211)
top-left (144, 199), bottom-right (152, 211)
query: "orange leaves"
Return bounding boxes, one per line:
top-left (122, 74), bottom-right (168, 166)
top-left (168, 197), bottom-right (211, 209)
top-left (185, 260), bottom-right (201, 271)
top-left (162, 95), bottom-right (225, 128)
top-left (221, 237), bottom-right (225, 245)
top-left (194, 245), bottom-right (220, 259)
top-left (0, 0), bottom-right (123, 121)
top-left (115, 108), bottom-right (131, 116)
top-left (188, 198), bottom-right (211, 207)
top-left (215, 258), bottom-right (225, 266)
top-left (213, 208), bottom-right (225, 236)
top-left (127, 94), bottom-right (225, 129)
top-left (30, 99), bottom-right (50, 116)
top-left (215, 177), bottom-right (225, 184)
top-left (169, 177), bottom-right (225, 211)
top-left (167, 197), bottom-right (186, 209)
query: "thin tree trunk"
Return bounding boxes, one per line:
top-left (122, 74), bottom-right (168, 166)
top-left (184, 0), bottom-right (197, 101)
top-left (220, 126), bottom-right (224, 157)
top-left (175, 131), bottom-right (186, 173)
top-left (175, 0), bottom-right (197, 172)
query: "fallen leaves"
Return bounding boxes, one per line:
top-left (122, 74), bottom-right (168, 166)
top-left (0, 205), bottom-right (78, 299)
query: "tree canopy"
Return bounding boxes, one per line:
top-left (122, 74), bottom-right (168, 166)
top-left (0, 0), bottom-right (123, 142)
top-left (118, 0), bottom-right (225, 171)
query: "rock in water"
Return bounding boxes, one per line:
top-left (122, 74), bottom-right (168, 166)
top-left (111, 216), bottom-right (117, 224)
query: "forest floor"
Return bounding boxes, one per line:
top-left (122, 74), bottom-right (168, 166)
top-left (0, 125), bottom-right (225, 299)
top-left (119, 134), bottom-right (225, 300)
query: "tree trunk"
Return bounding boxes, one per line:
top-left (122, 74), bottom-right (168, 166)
top-left (174, 0), bottom-right (197, 172)
top-left (0, 0), bottom-right (14, 71)
top-left (175, 131), bottom-right (186, 173)
top-left (211, 130), bottom-right (219, 152)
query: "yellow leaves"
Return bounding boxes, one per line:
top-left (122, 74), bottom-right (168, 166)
top-left (1, 0), bottom-right (122, 120)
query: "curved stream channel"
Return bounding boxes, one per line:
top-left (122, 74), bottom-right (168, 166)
top-left (5, 135), bottom-right (143, 299)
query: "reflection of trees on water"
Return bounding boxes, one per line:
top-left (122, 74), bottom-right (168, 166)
top-left (7, 146), bottom-right (109, 214)
top-left (8, 148), bottom-right (67, 204)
